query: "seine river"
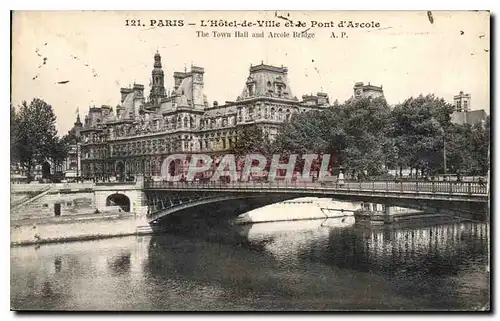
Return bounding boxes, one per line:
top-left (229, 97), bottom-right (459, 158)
top-left (11, 216), bottom-right (490, 311)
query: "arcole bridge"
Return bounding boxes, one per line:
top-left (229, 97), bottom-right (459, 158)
top-left (140, 179), bottom-right (489, 224)
top-left (93, 178), bottom-right (488, 226)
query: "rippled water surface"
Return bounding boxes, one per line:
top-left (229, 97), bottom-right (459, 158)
top-left (11, 217), bottom-right (490, 311)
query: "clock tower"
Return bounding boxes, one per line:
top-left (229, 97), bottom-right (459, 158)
top-left (149, 51), bottom-right (166, 105)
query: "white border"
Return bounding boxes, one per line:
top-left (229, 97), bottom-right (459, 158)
top-left (3, 0), bottom-right (498, 320)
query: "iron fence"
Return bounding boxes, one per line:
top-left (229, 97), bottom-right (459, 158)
top-left (143, 179), bottom-right (488, 196)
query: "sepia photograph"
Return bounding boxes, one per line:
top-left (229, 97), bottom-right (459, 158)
top-left (10, 10), bottom-right (490, 311)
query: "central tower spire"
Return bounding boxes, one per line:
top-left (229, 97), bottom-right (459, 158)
top-left (150, 51), bottom-right (166, 105)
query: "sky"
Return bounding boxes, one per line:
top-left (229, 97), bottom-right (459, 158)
top-left (11, 10), bottom-right (490, 135)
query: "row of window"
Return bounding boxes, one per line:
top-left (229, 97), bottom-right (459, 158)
top-left (82, 106), bottom-right (300, 144)
top-left (82, 134), bottom-right (240, 160)
top-left (109, 136), bottom-right (236, 157)
top-left (82, 161), bottom-right (162, 175)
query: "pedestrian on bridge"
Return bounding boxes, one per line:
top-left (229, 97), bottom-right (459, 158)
top-left (337, 170), bottom-right (345, 186)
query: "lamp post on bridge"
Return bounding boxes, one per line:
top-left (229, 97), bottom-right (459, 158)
top-left (440, 126), bottom-right (447, 176)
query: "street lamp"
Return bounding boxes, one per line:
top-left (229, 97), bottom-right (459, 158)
top-left (439, 126), bottom-right (447, 176)
top-left (76, 141), bottom-right (80, 181)
top-left (443, 134), bottom-right (447, 175)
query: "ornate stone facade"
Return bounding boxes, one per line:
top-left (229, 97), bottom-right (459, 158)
top-left (353, 82), bottom-right (384, 99)
top-left (62, 115), bottom-right (83, 179)
top-left (80, 52), bottom-right (330, 180)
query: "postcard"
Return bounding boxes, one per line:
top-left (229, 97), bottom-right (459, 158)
top-left (10, 10), bottom-right (490, 311)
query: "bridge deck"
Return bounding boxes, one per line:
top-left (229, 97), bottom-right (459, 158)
top-left (144, 180), bottom-right (488, 202)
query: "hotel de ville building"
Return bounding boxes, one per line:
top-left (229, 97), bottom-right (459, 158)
top-left (78, 52), bottom-right (377, 180)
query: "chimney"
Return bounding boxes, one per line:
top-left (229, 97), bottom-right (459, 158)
top-left (133, 84), bottom-right (144, 97)
top-left (174, 72), bottom-right (187, 90)
top-left (120, 87), bottom-right (133, 103)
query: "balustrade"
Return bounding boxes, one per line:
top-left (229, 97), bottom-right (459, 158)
top-left (143, 179), bottom-right (488, 196)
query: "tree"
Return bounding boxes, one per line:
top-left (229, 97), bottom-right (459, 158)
top-left (340, 97), bottom-right (391, 177)
top-left (473, 116), bottom-right (491, 175)
top-left (444, 117), bottom-right (489, 176)
top-left (10, 104), bottom-right (20, 164)
top-left (13, 98), bottom-right (64, 180)
top-left (272, 97), bottom-right (391, 178)
top-left (446, 124), bottom-right (476, 175)
top-left (231, 125), bottom-right (272, 156)
top-left (389, 95), bottom-right (454, 176)
top-left (273, 110), bottom-right (332, 155)
top-left (52, 136), bottom-right (71, 170)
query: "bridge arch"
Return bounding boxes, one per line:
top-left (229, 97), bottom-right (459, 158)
top-left (106, 193), bottom-right (131, 212)
top-left (147, 192), bottom-right (301, 224)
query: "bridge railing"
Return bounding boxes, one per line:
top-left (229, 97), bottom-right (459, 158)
top-left (143, 179), bottom-right (488, 196)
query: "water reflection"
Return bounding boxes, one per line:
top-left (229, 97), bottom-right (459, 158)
top-left (54, 257), bottom-right (62, 273)
top-left (241, 218), bottom-right (490, 310)
top-left (11, 218), bottom-right (489, 311)
top-left (107, 252), bottom-right (131, 276)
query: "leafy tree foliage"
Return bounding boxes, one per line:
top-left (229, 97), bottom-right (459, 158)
top-left (273, 97), bottom-right (391, 177)
top-left (11, 98), bottom-right (69, 180)
top-left (340, 97), bottom-right (391, 176)
top-left (388, 95), bottom-right (453, 176)
top-left (445, 117), bottom-right (490, 176)
top-left (273, 110), bottom-right (334, 155)
top-left (10, 104), bottom-right (20, 164)
top-left (270, 93), bottom-right (489, 178)
top-left (231, 125), bottom-right (272, 156)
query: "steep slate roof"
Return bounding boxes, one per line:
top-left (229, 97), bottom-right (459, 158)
top-left (119, 92), bottom-right (135, 120)
top-left (237, 63), bottom-right (296, 101)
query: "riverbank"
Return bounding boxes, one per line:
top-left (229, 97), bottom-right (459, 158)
top-left (10, 212), bottom-right (151, 246)
top-left (10, 198), bottom-right (431, 246)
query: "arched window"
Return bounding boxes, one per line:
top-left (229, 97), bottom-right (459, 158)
top-left (248, 107), bottom-right (254, 120)
top-left (247, 84), bottom-right (254, 96)
top-left (190, 116), bottom-right (194, 128)
top-left (183, 117), bottom-right (188, 128)
top-left (155, 159), bottom-right (161, 175)
top-left (278, 108), bottom-right (283, 120)
top-left (270, 107), bottom-right (276, 119)
top-left (237, 108), bottom-right (243, 122)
